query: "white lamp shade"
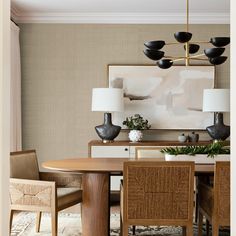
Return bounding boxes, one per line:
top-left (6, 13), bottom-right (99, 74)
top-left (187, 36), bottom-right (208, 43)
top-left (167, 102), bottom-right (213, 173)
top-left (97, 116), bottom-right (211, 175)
top-left (203, 89), bottom-right (230, 112)
top-left (92, 88), bottom-right (124, 112)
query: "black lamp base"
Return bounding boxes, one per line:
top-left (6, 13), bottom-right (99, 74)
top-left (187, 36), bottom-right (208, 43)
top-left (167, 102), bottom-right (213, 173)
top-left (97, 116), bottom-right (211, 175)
top-left (95, 113), bottom-right (121, 143)
top-left (206, 112), bottom-right (230, 141)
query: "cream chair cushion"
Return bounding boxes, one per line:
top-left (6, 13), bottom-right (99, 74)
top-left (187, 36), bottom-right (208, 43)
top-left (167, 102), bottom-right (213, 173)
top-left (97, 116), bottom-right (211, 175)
top-left (10, 151), bottom-right (40, 180)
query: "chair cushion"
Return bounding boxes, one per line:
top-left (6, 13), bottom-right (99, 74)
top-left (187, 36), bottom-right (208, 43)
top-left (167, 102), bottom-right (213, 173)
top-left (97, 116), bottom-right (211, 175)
top-left (10, 151), bottom-right (40, 180)
top-left (57, 187), bottom-right (82, 210)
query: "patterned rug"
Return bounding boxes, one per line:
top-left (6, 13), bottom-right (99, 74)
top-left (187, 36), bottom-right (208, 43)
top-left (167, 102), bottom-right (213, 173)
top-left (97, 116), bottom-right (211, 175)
top-left (11, 211), bottom-right (230, 236)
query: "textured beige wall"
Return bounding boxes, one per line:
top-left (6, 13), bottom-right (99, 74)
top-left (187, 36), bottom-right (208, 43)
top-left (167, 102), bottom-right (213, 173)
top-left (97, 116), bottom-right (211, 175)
top-left (19, 24), bottom-right (230, 167)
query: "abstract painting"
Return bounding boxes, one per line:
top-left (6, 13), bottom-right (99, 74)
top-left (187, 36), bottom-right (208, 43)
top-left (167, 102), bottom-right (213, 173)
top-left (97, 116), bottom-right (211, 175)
top-left (108, 65), bottom-right (215, 129)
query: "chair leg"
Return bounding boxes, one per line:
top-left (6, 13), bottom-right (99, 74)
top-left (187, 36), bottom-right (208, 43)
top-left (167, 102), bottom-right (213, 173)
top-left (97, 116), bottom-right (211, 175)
top-left (182, 226), bottom-right (186, 236)
top-left (120, 214), bottom-right (123, 236)
top-left (122, 223), bottom-right (129, 236)
top-left (198, 211), bottom-right (203, 236)
top-left (212, 223), bottom-right (219, 236)
top-left (51, 210), bottom-right (58, 236)
top-left (195, 193), bottom-right (199, 223)
top-left (9, 210), bottom-right (14, 234)
top-left (132, 225), bottom-right (136, 235)
top-left (186, 225), bottom-right (193, 236)
top-left (36, 212), bottom-right (42, 233)
top-left (206, 219), bottom-right (210, 236)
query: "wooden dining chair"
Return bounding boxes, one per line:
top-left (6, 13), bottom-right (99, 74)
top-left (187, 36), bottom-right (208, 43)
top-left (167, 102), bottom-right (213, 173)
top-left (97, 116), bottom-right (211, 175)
top-left (120, 161), bottom-right (195, 236)
top-left (9, 150), bottom-right (83, 236)
top-left (198, 161), bottom-right (230, 236)
top-left (136, 146), bottom-right (200, 225)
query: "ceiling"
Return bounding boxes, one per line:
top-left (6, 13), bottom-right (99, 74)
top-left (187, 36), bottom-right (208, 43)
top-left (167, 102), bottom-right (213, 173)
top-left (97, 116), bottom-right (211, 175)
top-left (11, 0), bottom-right (230, 24)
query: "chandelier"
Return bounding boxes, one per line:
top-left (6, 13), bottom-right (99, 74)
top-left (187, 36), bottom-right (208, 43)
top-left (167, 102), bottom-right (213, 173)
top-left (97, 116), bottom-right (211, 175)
top-left (143, 0), bottom-right (230, 69)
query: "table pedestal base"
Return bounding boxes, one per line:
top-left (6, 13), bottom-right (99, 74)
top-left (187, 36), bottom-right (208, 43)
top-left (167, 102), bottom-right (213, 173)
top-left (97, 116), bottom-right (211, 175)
top-left (82, 173), bottom-right (110, 236)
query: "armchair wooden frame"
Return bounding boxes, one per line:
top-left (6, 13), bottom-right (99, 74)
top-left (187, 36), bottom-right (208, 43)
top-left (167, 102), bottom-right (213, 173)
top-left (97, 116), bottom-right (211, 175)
top-left (198, 161), bottom-right (230, 236)
top-left (9, 150), bottom-right (83, 236)
top-left (120, 161), bottom-right (195, 236)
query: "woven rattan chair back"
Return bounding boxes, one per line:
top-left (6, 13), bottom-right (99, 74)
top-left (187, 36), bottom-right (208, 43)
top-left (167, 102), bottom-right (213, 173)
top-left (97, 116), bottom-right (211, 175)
top-left (214, 161), bottom-right (230, 225)
top-left (123, 161), bottom-right (194, 226)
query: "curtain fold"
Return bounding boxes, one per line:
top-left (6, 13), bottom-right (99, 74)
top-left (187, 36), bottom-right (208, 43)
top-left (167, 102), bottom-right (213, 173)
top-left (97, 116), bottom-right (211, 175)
top-left (10, 21), bottom-right (22, 151)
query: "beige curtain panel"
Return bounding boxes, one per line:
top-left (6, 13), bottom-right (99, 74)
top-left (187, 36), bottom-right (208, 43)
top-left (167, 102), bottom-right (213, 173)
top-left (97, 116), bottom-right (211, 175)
top-left (10, 21), bottom-right (22, 151)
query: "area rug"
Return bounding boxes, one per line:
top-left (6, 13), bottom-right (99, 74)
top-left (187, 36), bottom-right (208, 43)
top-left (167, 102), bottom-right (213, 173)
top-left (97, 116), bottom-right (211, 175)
top-left (11, 211), bottom-right (230, 236)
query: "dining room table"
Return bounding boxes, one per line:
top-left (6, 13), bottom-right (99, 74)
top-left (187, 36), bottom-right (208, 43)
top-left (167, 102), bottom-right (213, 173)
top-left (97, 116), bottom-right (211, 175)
top-left (42, 157), bottom-right (214, 236)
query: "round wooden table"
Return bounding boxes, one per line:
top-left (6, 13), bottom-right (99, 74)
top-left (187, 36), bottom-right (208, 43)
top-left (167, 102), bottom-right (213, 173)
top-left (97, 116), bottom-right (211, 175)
top-left (42, 158), bottom-right (214, 236)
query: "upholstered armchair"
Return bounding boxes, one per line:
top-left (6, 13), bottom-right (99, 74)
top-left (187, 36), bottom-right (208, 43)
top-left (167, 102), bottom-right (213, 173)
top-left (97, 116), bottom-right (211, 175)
top-left (9, 150), bottom-right (83, 236)
top-left (198, 161), bottom-right (230, 236)
top-left (120, 161), bottom-right (195, 236)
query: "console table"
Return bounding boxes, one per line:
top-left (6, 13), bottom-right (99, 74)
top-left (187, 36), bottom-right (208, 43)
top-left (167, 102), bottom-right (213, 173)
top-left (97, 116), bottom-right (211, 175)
top-left (88, 140), bottom-right (212, 189)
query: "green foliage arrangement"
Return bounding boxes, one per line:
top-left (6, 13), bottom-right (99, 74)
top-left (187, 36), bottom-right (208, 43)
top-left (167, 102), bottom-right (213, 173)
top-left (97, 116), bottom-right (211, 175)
top-left (123, 114), bottom-right (151, 130)
top-left (160, 142), bottom-right (230, 158)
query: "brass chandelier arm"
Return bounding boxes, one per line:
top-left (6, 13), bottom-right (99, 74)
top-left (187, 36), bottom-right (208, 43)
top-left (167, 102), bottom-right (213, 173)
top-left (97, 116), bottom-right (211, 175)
top-left (188, 53), bottom-right (205, 58)
top-left (164, 55), bottom-right (185, 59)
top-left (164, 53), bottom-right (205, 60)
top-left (171, 58), bottom-right (186, 62)
top-left (165, 42), bottom-right (183, 45)
top-left (190, 41), bottom-right (210, 44)
top-left (190, 58), bottom-right (208, 61)
top-left (165, 40), bottom-right (210, 45)
top-left (172, 57), bottom-right (208, 62)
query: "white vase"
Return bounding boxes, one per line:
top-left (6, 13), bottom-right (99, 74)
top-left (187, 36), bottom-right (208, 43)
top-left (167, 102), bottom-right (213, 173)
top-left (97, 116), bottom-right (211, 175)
top-left (128, 130), bottom-right (143, 142)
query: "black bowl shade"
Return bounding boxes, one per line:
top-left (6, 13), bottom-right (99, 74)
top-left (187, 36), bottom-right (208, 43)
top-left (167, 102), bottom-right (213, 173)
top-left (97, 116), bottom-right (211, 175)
top-left (174, 32), bottom-right (192, 43)
top-left (204, 48), bottom-right (225, 58)
top-left (210, 37), bottom-right (230, 47)
top-left (184, 44), bottom-right (200, 54)
top-left (143, 49), bottom-right (165, 60)
top-left (144, 40), bottom-right (165, 50)
top-left (209, 56), bottom-right (227, 65)
top-left (157, 59), bottom-right (173, 69)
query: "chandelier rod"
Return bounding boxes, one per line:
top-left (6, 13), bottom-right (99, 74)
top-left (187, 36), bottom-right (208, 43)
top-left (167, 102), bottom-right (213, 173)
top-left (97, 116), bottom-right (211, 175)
top-left (185, 0), bottom-right (190, 65)
top-left (186, 0), bottom-right (189, 32)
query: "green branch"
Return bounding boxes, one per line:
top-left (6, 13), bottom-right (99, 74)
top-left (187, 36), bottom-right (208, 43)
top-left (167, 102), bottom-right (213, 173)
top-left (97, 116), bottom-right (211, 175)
top-left (160, 142), bottom-right (230, 158)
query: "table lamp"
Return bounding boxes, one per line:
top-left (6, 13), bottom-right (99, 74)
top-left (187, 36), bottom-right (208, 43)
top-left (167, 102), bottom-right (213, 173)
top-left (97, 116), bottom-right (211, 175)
top-left (203, 89), bottom-right (230, 140)
top-left (92, 88), bottom-right (124, 143)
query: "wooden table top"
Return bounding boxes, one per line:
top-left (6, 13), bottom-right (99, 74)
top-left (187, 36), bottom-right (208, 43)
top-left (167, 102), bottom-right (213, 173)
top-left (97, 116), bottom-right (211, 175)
top-left (42, 158), bottom-right (214, 174)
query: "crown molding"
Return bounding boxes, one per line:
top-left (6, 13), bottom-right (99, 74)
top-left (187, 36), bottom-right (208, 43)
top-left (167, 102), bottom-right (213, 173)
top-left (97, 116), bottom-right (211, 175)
top-left (11, 5), bottom-right (21, 21)
top-left (11, 10), bottom-right (230, 24)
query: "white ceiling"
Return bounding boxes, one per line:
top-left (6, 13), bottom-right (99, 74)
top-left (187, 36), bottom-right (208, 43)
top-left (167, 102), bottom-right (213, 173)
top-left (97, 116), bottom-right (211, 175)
top-left (11, 0), bottom-right (230, 24)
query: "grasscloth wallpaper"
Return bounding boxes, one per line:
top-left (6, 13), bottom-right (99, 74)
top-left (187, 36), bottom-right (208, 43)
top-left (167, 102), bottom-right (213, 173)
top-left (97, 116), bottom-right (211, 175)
top-left (19, 24), bottom-right (230, 168)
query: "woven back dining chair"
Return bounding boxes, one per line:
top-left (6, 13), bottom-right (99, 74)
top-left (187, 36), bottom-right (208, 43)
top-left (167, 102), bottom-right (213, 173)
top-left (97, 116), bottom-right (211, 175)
top-left (9, 150), bottom-right (83, 236)
top-left (120, 161), bottom-right (195, 236)
top-left (198, 161), bottom-right (230, 236)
